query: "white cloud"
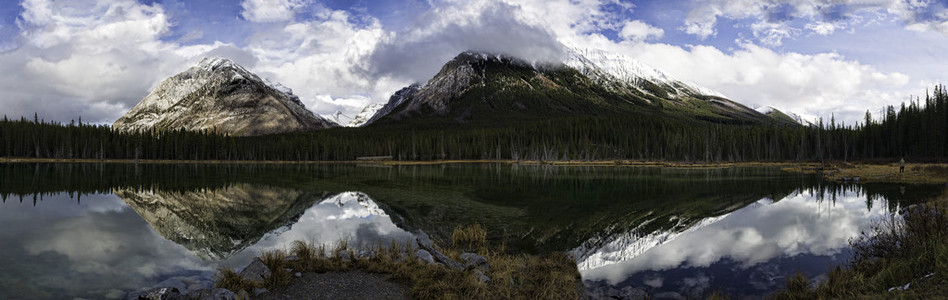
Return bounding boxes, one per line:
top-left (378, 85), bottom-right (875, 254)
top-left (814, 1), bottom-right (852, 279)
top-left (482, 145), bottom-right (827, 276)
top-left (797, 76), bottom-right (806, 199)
top-left (682, 0), bottom-right (768, 39)
top-left (0, 0), bottom-right (193, 123)
top-left (366, 0), bottom-right (566, 83)
top-left (750, 21), bottom-right (798, 46)
top-left (244, 8), bottom-right (392, 116)
top-left (619, 20), bottom-right (664, 42)
top-left (806, 21), bottom-right (841, 35)
top-left (240, 0), bottom-right (308, 23)
top-left (621, 41), bottom-right (910, 124)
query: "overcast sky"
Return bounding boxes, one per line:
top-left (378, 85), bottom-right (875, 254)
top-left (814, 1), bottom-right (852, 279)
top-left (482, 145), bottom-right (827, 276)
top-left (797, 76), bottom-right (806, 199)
top-left (1, 0), bottom-right (946, 125)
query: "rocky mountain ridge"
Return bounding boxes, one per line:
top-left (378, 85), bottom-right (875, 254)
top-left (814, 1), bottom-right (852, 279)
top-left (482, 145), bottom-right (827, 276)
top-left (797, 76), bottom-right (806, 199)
top-left (113, 58), bottom-right (336, 136)
top-left (364, 51), bottom-right (776, 126)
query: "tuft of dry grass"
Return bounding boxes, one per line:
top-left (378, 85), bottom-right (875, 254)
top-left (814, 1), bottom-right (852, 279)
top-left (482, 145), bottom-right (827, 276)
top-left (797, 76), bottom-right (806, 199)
top-left (260, 250), bottom-right (293, 287)
top-left (213, 268), bottom-right (259, 293)
top-left (215, 224), bottom-right (583, 299)
top-left (451, 223), bottom-right (488, 253)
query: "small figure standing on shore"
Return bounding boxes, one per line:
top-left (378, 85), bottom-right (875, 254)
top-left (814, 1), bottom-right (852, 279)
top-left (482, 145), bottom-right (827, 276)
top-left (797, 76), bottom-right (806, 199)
top-left (900, 157), bottom-right (905, 173)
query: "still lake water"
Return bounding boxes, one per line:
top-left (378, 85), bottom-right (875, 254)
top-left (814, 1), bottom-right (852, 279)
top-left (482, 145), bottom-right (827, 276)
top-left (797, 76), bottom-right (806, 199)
top-left (0, 163), bottom-right (942, 299)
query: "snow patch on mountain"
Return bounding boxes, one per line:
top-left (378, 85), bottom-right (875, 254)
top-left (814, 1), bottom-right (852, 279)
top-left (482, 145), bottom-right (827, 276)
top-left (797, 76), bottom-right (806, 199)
top-left (787, 111), bottom-right (812, 126)
top-left (350, 103), bottom-right (384, 127)
top-left (565, 48), bottom-right (726, 98)
top-left (320, 191), bottom-right (389, 219)
top-left (324, 111), bottom-right (353, 127)
top-left (755, 106), bottom-right (776, 115)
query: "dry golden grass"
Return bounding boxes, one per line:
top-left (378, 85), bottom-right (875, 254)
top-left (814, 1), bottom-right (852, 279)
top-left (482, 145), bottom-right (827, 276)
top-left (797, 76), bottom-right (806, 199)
top-left (216, 224), bottom-right (582, 299)
top-left (451, 223), bottom-right (488, 253)
top-left (807, 162), bottom-right (948, 184)
top-left (214, 268), bottom-right (261, 292)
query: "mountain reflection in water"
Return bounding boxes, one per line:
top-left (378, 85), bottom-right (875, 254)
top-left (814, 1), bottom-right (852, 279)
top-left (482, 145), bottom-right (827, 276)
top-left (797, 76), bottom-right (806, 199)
top-left (0, 186), bottom-right (410, 300)
top-left (580, 186), bottom-right (906, 298)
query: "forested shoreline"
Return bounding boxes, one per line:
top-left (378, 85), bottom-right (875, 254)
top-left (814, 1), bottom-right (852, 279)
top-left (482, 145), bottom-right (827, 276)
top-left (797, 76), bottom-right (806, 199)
top-left (2, 86), bottom-right (946, 163)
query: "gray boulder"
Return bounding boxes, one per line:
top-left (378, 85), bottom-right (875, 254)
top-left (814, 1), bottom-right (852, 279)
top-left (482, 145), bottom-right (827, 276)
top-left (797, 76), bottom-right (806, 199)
top-left (239, 258), bottom-right (271, 284)
top-left (152, 278), bottom-right (189, 295)
top-left (473, 269), bottom-right (491, 284)
top-left (415, 249), bottom-right (436, 265)
top-left (138, 287), bottom-right (183, 300)
top-left (460, 253), bottom-right (489, 271)
top-left (416, 237), bottom-right (464, 270)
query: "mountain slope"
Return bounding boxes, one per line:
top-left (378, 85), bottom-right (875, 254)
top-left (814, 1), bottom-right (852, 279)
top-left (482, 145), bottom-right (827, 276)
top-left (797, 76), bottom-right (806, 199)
top-left (113, 58), bottom-right (336, 136)
top-left (755, 106), bottom-right (810, 126)
top-left (367, 51), bottom-right (774, 127)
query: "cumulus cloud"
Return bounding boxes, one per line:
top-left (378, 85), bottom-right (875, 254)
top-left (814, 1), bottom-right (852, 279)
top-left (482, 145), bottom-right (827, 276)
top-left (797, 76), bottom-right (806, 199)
top-left (367, 0), bottom-right (566, 83)
top-left (750, 20), bottom-right (799, 46)
top-left (242, 8), bottom-right (392, 116)
top-left (621, 42), bottom-right (910, 124)
top-left (619, 20), bottom-right (664, 42)
top-left (240, 0), bottom-right (308, 23)
top-left (805, 21), bottom-right (842, 35)
top-left (0, 0), bottom-right (192, 123)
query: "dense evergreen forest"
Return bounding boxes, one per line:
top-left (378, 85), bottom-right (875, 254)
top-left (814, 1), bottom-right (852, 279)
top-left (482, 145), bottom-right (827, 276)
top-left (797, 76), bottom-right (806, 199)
top-left (1, 85), bottom-right (946, 162)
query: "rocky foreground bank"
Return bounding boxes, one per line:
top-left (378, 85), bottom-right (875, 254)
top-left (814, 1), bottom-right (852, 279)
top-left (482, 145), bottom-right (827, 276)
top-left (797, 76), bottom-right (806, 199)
top-left (133, 226), bottom-right (580, 300)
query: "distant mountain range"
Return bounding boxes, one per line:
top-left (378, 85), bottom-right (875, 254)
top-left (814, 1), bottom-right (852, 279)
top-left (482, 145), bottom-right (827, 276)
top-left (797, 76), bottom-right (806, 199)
top-left (114, 50), bottom-right (805, 135)
top-left (324, 103), bottom-right (384, 127)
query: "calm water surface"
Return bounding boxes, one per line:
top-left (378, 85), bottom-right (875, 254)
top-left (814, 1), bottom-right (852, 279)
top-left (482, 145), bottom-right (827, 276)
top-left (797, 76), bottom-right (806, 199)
top-left (0, 163), bottom-right (941, 299)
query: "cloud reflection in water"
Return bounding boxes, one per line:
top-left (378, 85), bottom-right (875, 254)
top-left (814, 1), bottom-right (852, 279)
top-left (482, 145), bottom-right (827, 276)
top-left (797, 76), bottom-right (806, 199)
top-left (581, 188), bottom-right (892, 296)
